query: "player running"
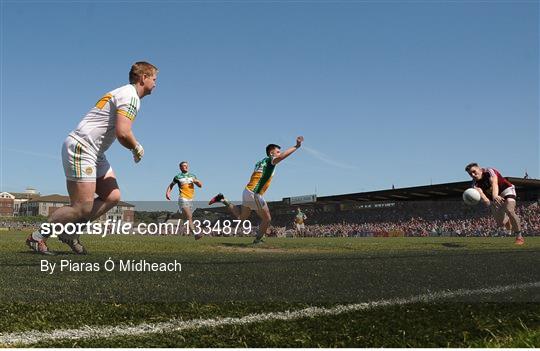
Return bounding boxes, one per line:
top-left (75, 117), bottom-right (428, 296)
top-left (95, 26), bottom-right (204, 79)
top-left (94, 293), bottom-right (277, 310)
top-left (26, 62), bottom-right (158, 254)
top-left (465, 163), bottom-right (524, 245)
top-left (165, 161), bottom-right (202, 238)
top-left (208, 136), bottom-right (304, 244)
top-left (294, 207), bottom-right (307, 237)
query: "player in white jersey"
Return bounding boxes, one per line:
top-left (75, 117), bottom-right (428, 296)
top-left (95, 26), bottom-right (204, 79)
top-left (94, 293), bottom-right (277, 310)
top-left (166, 161), bottom-right (203, 238)
top-left (26, 62), bottom-right (158, 255)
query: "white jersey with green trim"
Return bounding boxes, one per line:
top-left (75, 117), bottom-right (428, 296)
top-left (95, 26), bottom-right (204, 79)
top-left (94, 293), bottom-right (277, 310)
top-left (69, 84), bottom-right (140, 155)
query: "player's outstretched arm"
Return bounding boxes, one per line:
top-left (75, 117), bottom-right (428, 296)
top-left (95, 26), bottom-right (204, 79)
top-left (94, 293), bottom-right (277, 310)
top-left (272, 136), bottom-right (304, 165)
top-left (193, 179), bottom-right (203, 188)
top-left (116, 113), bottom-right (144, 163)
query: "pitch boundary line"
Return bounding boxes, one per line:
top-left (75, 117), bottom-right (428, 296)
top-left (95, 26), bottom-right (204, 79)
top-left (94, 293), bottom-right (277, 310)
top-left (1, 281), bottom-right (539, 346)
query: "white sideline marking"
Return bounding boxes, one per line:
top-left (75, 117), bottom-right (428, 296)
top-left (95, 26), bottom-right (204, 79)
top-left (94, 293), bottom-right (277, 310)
top-left (1, 281), bottom-right (539, 346)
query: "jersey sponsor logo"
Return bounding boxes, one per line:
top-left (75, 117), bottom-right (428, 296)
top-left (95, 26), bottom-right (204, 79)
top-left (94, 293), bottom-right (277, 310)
top-left (174, 173), bottom-right (197, 200)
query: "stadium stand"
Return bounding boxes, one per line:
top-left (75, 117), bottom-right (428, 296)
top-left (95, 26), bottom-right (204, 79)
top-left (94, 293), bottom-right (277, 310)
top-left (204, 177), bottom-right (540, 237)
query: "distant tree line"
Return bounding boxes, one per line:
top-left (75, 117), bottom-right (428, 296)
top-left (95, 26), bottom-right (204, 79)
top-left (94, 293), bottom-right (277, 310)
top-left (134, 211), bottom-right (173, 224)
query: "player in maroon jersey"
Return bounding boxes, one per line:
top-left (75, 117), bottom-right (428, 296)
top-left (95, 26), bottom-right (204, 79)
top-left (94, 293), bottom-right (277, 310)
top-left (465, 163), bottom-right (524, 245)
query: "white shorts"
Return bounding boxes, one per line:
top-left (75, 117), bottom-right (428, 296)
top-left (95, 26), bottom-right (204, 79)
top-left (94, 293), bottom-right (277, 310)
top-left (295, 223), bottom-right (305, 230)
top-left (62, 135), bottom-right (112, 182)
top-left (178, 197), bottom-right (193, 211)
top-left (242, 188), bottom-right (267, 211)
top-left (500, 186), bottom-right (517, 199)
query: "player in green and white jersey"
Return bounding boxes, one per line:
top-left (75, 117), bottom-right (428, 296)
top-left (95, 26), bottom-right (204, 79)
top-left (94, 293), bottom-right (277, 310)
top-left (294, 208), bottom-right (307, 237)
top-left (166, 161), bottom-right (202, 238)
top-left (209, 136), bottom-right (304, 244)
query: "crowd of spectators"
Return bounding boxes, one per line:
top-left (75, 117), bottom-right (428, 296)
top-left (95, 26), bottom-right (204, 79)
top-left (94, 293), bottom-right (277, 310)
top-left (0, 220), bottom-right (40, 231)
top-left (268, 201), bottom-right (540, 237)
top-left (3, 200), bottom-right (539, 238)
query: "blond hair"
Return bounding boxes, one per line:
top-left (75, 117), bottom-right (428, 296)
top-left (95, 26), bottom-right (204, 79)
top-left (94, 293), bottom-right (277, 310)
top-left (129, 61), bottom-right (158, 84)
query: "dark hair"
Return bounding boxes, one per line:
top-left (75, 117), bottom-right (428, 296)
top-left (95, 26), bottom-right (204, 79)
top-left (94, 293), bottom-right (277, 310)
top-left (179, 161), bottom-right (188, 167)
top-left (266, 144), bottom-right (281, 156)
top-left (465, 162), bottom-right (479, 172)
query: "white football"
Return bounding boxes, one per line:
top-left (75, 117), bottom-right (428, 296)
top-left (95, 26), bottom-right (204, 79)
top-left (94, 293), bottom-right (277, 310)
top-left (463, 188), bottom-right (481, 205)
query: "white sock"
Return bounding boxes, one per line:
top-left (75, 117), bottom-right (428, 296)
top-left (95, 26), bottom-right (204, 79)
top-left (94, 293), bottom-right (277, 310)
top-left (31, 230), bottom-right (44, 241)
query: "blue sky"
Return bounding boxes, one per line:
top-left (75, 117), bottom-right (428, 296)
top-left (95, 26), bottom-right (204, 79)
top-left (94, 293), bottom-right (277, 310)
top-left (1, 1), bottom-right (538, 202)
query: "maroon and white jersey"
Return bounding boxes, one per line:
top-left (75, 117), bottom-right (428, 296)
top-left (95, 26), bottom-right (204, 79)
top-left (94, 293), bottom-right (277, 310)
top-left (472, 168), bottom-right (516, 199)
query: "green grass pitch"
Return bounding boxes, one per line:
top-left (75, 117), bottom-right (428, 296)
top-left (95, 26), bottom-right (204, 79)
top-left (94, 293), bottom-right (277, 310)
top-left (0, 231), bottom-right (539, 347)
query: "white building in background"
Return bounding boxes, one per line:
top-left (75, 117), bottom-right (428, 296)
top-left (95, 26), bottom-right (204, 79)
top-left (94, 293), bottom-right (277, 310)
top-left (8, 187), bottom-right (41, 216)
top-left (18, 194), bottom-right (135, 223)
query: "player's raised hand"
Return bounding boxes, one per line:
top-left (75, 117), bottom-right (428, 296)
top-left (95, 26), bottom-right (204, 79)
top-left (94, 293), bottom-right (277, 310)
top-left (296, 136), bottom-right (304, 147)
top-left (131, 143), bottom-right (144, 163)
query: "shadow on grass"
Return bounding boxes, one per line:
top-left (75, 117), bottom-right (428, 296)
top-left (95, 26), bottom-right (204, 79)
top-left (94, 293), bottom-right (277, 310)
top-left (17, 250), bottom-right (74, 256)
top-left (218, 242), bottom-right (254, 249)
top-left (0, 250), bottom-right (77, 264)
top-left (441, 243), bottom-right (466, 248)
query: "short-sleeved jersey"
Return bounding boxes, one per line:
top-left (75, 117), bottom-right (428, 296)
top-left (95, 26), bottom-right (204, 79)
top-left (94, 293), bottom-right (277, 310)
top-left (295, 211), bottom-right (306, 224)
top-left (245, 156), bottom-right (276, 195)
top-left (472, 168), bottom-right (513, 200)
top-left (172, 172), bottom-right (198, 200)
top-left (69, 84), bottom-right (140, 155)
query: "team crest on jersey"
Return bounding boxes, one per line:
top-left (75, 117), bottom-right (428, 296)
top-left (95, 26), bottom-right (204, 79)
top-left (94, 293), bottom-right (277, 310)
top-left (85, 167), bottom-right (94, 175)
